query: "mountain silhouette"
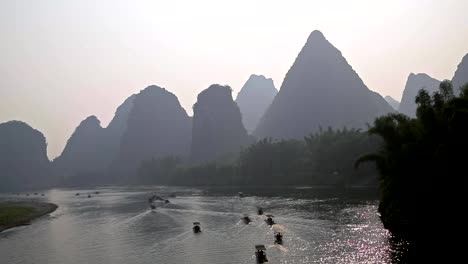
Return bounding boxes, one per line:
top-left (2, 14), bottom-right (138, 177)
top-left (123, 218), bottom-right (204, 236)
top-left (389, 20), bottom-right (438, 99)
top-left (53, 116), bottom-right (106, 180)
top-left (191, 84), bottom-right (249, 163)
top-left (398, 73), bottom-right (440, 118)
top-left (111, 85), bottom-right (191, 181)
top-left (236, 74), bottom-right (277, 133)
top-left (384, 96), bottom-right (400, 110)
top-left (0, 121), bottom-right (51, 191)
top-left (53, 95), bottom-right (135, 185)
top-left (452, 53), bottom-right (468, 93)
top-left (254, 30), bottom-right (393, 139)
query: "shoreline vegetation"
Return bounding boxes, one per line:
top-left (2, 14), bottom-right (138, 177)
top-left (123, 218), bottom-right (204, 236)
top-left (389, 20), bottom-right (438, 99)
top-left (357, 81), bottom-right (468, 244)
top-left (0, 201), bottom-right (58, 232)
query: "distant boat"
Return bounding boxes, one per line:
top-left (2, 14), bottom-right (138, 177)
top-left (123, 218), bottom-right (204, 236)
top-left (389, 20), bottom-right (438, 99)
top-left (238, 192), bottom-right (245, 198)
top-left (265, 214), bottom-right (275, 225)
top-left (255, 245), bottom-right (268, 263)
top-left (242, 214), bottom-right (252, 224)
top-left (274, 232), bottom-right (283, 244)
top-left (257, 208), bottom-right (264, 215)
top-left (193, 222), bottom-right (201, 233)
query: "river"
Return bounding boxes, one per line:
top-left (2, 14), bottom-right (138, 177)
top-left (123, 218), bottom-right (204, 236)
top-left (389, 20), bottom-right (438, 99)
top-left (0, 186), bottom-right (407, 263)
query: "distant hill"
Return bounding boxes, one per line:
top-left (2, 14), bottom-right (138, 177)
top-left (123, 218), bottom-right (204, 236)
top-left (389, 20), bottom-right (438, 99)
top-left (191, 84), bottom-right (249, 163)
top-left (452, 53), bottom-right (468, 93)
top-left (384, 96), bottom-right (400, 111)
top-left (111, 85), bottom-right (191, 181)
top-left (236, 74), bottom-right (277, 133)
top-left (398, 73), bottom-right (440, 118)
top-left (53, 116), bottom-right (106, 180)
top-left (255, 30), bottom-right (393, 139)
top-left (53, 95), bottom-right (135, 185)
top-left (0, 121), bottom-right (52, 191)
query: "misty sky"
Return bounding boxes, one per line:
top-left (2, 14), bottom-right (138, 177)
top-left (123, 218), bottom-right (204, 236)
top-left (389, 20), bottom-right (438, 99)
top-left (1, 0), bottom-right (467, 159)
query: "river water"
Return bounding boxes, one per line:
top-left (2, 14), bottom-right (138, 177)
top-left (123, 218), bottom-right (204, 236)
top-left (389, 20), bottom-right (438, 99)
top-left (0, 186), bottom-right (406, 264)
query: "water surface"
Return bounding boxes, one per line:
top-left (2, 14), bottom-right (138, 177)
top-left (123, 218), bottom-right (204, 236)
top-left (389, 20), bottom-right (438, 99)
top-left (0, 186), bottom-right (401, 263)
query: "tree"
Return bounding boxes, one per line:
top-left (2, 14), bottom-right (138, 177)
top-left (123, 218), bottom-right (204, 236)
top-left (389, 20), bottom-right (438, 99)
top-left (356, 81), bottom-right (468, 240)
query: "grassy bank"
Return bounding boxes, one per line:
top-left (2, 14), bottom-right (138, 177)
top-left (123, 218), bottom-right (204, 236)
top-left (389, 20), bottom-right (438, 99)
top-left (0, 202), bottom-right (58, 232)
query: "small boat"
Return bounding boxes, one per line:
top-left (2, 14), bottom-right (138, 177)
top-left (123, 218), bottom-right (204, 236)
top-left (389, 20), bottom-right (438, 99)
top-left (87, 194), bottom-right (92, 198)
top-left (193, 222), bottom-right (201, 233)
top-left (41, 193), bottom-right (45, 196)
top-left (274, 232), bottom-right (283, 244)
top-left (150, 204), bottom-right (156, 210)
top-left (75, 193), bottom-right (80, 196)
top-left (238, 192), bottom-right (245, 198)
top-left (34, 192), bottom-right (38, 195)
top-left (164, 199), bottom-right (170, 204)
top-left (265, 214), bottom-right (275, 225)
top-left (242, 215), bottom-right (252, 224)
top-left (257, 208), bottom-right (264, 215)
top-left (255, 245), bottom-right (268, 263)
top-left (94, 191), bottom-right (100, 194)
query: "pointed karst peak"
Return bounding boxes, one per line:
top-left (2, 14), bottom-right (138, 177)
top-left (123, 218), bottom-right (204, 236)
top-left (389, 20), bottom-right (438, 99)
top-left (248, 74), bottom-right (272, 82)
top-left (140, 85), bottom-right (168, 95)
top-left (191, 84), bottom-right (249, 163)
top-left (254, 29), bottom-right (393, 139)
top-left (82, 115), bottom-right (101, 125)
top-left (305, 30), bottom-right (330, 45)
top-left (236, 74), bottom-right (277, 133)
top-left (197, 84), bottom-right (233, 103)
top-left (76, 115), bottom-right (102, 131)
top-left (244, 74), bottom-right (275, 89)
top-left (309, 30), bottom-right (325, 39)
top-left (452, 53), bottom-right (468, 92)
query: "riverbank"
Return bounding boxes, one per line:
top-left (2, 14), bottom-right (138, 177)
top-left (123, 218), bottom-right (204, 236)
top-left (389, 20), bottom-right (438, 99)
top-left (0, 201), bottom-right (58, 232)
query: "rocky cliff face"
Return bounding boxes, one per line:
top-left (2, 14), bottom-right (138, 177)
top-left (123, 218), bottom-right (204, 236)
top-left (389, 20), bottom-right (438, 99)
top-left (384, 96), bottom-right (400, 111)
top-left (254, 30), bottom-right (393, 139)
top-left (191, 84), bottom-right (249, 163)
top-left (0, 121), bottom-right (51, 191)
top-left (236, 74), bottom-right (277, 133)
top-left (111, 85), bottom-right (191, 180)
top-left (452, 53), bottom-right (468, 93)
top-left (399, 73), bottom-right (440, 118)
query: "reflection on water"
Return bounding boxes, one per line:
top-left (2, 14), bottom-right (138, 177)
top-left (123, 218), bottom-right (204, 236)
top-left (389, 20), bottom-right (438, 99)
top-left (0, 186), bottom-right (408, 263)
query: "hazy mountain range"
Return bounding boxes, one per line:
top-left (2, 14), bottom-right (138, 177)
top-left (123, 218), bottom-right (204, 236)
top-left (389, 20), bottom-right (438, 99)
top-left (1, 30), bottom-right (467, 190)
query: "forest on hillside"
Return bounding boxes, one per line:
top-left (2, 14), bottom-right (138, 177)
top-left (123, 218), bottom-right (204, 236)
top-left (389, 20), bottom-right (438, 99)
top-left (138, 127), bottom-right (380, 187)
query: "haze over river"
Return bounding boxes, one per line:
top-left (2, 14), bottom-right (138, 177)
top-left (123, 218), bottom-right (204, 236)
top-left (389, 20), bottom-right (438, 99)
top-left (0, 186), bottom-right (407, 263)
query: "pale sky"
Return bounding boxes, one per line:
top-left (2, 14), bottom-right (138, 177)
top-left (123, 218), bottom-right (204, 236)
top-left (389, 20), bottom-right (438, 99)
top-left (1, 0), bottom-right (467, 159)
